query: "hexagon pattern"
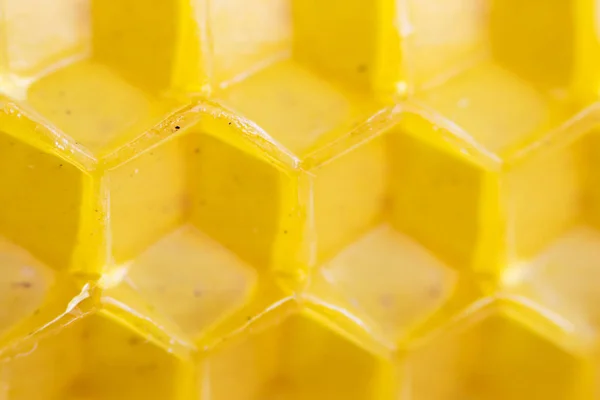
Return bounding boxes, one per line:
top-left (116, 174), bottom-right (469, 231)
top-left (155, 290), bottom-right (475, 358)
top-left (1, 0), bottom-right (600, 399)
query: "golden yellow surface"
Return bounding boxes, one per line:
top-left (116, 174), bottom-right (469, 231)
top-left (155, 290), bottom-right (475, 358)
top-left (0, 0), bottom-right (599, 399)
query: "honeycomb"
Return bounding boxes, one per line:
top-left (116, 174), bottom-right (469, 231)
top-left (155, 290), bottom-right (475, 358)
top-left (0, 0), bottom-right (599, 399)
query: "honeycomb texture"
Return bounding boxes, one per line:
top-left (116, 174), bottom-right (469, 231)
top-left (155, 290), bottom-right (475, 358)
top-left (1, 0), bottom-right (600, 399)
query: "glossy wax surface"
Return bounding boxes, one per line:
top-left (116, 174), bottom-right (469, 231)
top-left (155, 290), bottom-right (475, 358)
top-left (1, 0), bottom-right (600, 399)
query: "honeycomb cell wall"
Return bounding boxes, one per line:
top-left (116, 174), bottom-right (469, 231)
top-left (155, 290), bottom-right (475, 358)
top-left (1, 0), bottom-right (600, 399)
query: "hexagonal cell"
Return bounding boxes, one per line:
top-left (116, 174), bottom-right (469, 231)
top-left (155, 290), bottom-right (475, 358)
top-left (102, 107), bottom-right (304, 273)
top-left (0, 308), bottom-right (192, 400)
top-left (300, 108), bottom-right (483, 348)
top-left (99, 111), bottom-right (299, 344)
top-left (200, 312), bottom-right (383, 400)
top-left (404, 308), bottom-right (589, 400)
top-left (400, 0), bottom-right (575, 92)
